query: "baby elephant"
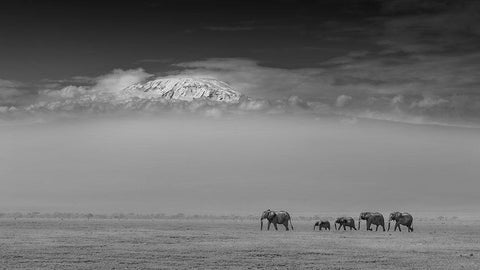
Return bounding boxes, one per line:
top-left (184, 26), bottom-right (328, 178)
top-left (314, 220), bottom-right (331, 231)
top-left (335, 217), bottom-right (357, 230)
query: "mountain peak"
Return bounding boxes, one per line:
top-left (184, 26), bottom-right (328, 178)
top-left (122, 77), bottom-right (243, 103)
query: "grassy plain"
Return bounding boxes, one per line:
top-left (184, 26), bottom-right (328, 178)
top-left (1, 218), bottom-right (479, 269)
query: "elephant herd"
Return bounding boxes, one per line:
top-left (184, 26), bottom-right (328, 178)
top-left (261, 210), bottom-right (414, 232)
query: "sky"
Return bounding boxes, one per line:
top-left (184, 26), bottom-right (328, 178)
top-left (1, 0), bottom-right (479, 215)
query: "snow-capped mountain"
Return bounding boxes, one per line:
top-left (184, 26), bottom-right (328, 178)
top-left (121, 77), bottom-right (243, 103)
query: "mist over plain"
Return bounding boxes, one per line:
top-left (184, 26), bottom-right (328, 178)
top-left (1, 115), bottom-right (479, 216)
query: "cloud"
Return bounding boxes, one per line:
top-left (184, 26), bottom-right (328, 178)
top-left (335, 95), bottom-right (352, 107)
top-left (391, 95), bottom-right (404, 106)
top-left (411, 95), bottom-right (449, 109)
top-left (92, 68), bottom-right (152, 93)
top-left (377, 1), bottom-right (480, 61)
top-left (203, 26), bottom-right (254, 31)
top-left (136, 59), bottom-right (174, 64)
top-left (0, 106), bottom-right (17, 113)
top-left (39, 68), bottom-right (152, 99)
top-left (174, 58), bottom-right (323, 99)
top-left (0, 79), bottom-right (34, 106)
top-left (173, 56), bottom-right (480, 124)
top-left (1, 51), bottom-right (480, 128)
top-left (40, 85), bottom-right (88, 99)
top-left (238, 99), bottom-right (270, 111)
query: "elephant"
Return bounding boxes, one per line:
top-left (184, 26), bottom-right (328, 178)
top-left (388, 212), bottom-right (414, 232)
top-left (314, 220), bottom-right (331, 231)
top-left (260, 209), bottom-right (294, 231)
top-left (334, 217), bottom-right (356, 230)
top-left (358, 212), bottom-right (385, 231)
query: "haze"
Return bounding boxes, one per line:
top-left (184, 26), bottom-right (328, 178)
top-left (1, 116), bottom-right (479, 216)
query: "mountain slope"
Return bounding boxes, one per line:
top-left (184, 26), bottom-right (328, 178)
top-left (122, 77), bottom-right (243, 103)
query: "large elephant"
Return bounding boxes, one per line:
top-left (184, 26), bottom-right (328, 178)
top-left (358, 212), bottom-right (385, 231)
top-left (388, 212), bottom-right (414, 232)
top-left (334, 217), bottom-right (356, 230)
top-left (260, 209), bottom-right (294, 231)
top-left (314, 220), bottom-right (330, 231)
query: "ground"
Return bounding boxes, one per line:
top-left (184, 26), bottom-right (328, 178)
top-left (1, 218), bottom-right (479, 269)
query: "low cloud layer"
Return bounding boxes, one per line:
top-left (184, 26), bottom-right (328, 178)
top-left (172, 56), bottom-right (480, 126)
top-left (1, 57), bottom-right (479, 128)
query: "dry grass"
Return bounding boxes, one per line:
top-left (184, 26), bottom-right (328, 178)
top-left (1, 218), bottom-right (480, 269)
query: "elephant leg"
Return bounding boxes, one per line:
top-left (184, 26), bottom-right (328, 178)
top-left (397, 224), bottom-right (402, 232)
top-left (267, 222), bottom-right (271, 230)
top-left (383, 224), bottom-right (385, 231)
top-left (343, 225), bottom-right (346, 231)
top-left (273, 223), bottom-right (278, 231)
top-left (353, 225), bottom-right (357, 230)
top-left (284, 223), bottom-right (289, 231)
top-left (376, 224), bottom-right (379, 231)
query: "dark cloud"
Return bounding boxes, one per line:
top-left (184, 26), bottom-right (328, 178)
top-left (0, 79), bottom-right (37, 107)
top-left (380, 0), bottom-right (453, 15)
top-left (203, 26), bottom-right (255, 32)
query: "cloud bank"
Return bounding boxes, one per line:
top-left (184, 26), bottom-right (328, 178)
top-left (0, 56), bottom-right (479, 128)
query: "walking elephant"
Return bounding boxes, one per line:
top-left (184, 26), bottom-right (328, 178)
top-left (334, 217), bottom-right (356, 230)
top-left (358, 212), bottom-right (385, 231)
top-left (388, 212), bottom-right (414, 232)
top-left (260, 209), bottom-right (294, 231)
top-left (314, 220), bottom-right (330, 231)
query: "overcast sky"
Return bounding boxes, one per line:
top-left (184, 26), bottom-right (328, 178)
top-left (1, 0), bottom-right (479, 215)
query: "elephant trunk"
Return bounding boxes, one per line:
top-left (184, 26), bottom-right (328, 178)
top-left (358, 218), bottom-right (361, 230)
top-left (334, 223), bottom-right (337, 230)
top-left (260, 218), bottom-right (263, 231)
top-left (387, 220), bottom-right (391, 231)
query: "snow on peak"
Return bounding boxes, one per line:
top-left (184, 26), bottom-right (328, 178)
top-left (122, 77), bottom-right (243, 103)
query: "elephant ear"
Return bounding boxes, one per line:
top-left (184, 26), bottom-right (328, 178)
top-left (267, 211), bottom-right (276, 219)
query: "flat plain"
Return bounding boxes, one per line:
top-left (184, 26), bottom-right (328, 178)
top-left (1, 218), bottom-right (479, 269)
